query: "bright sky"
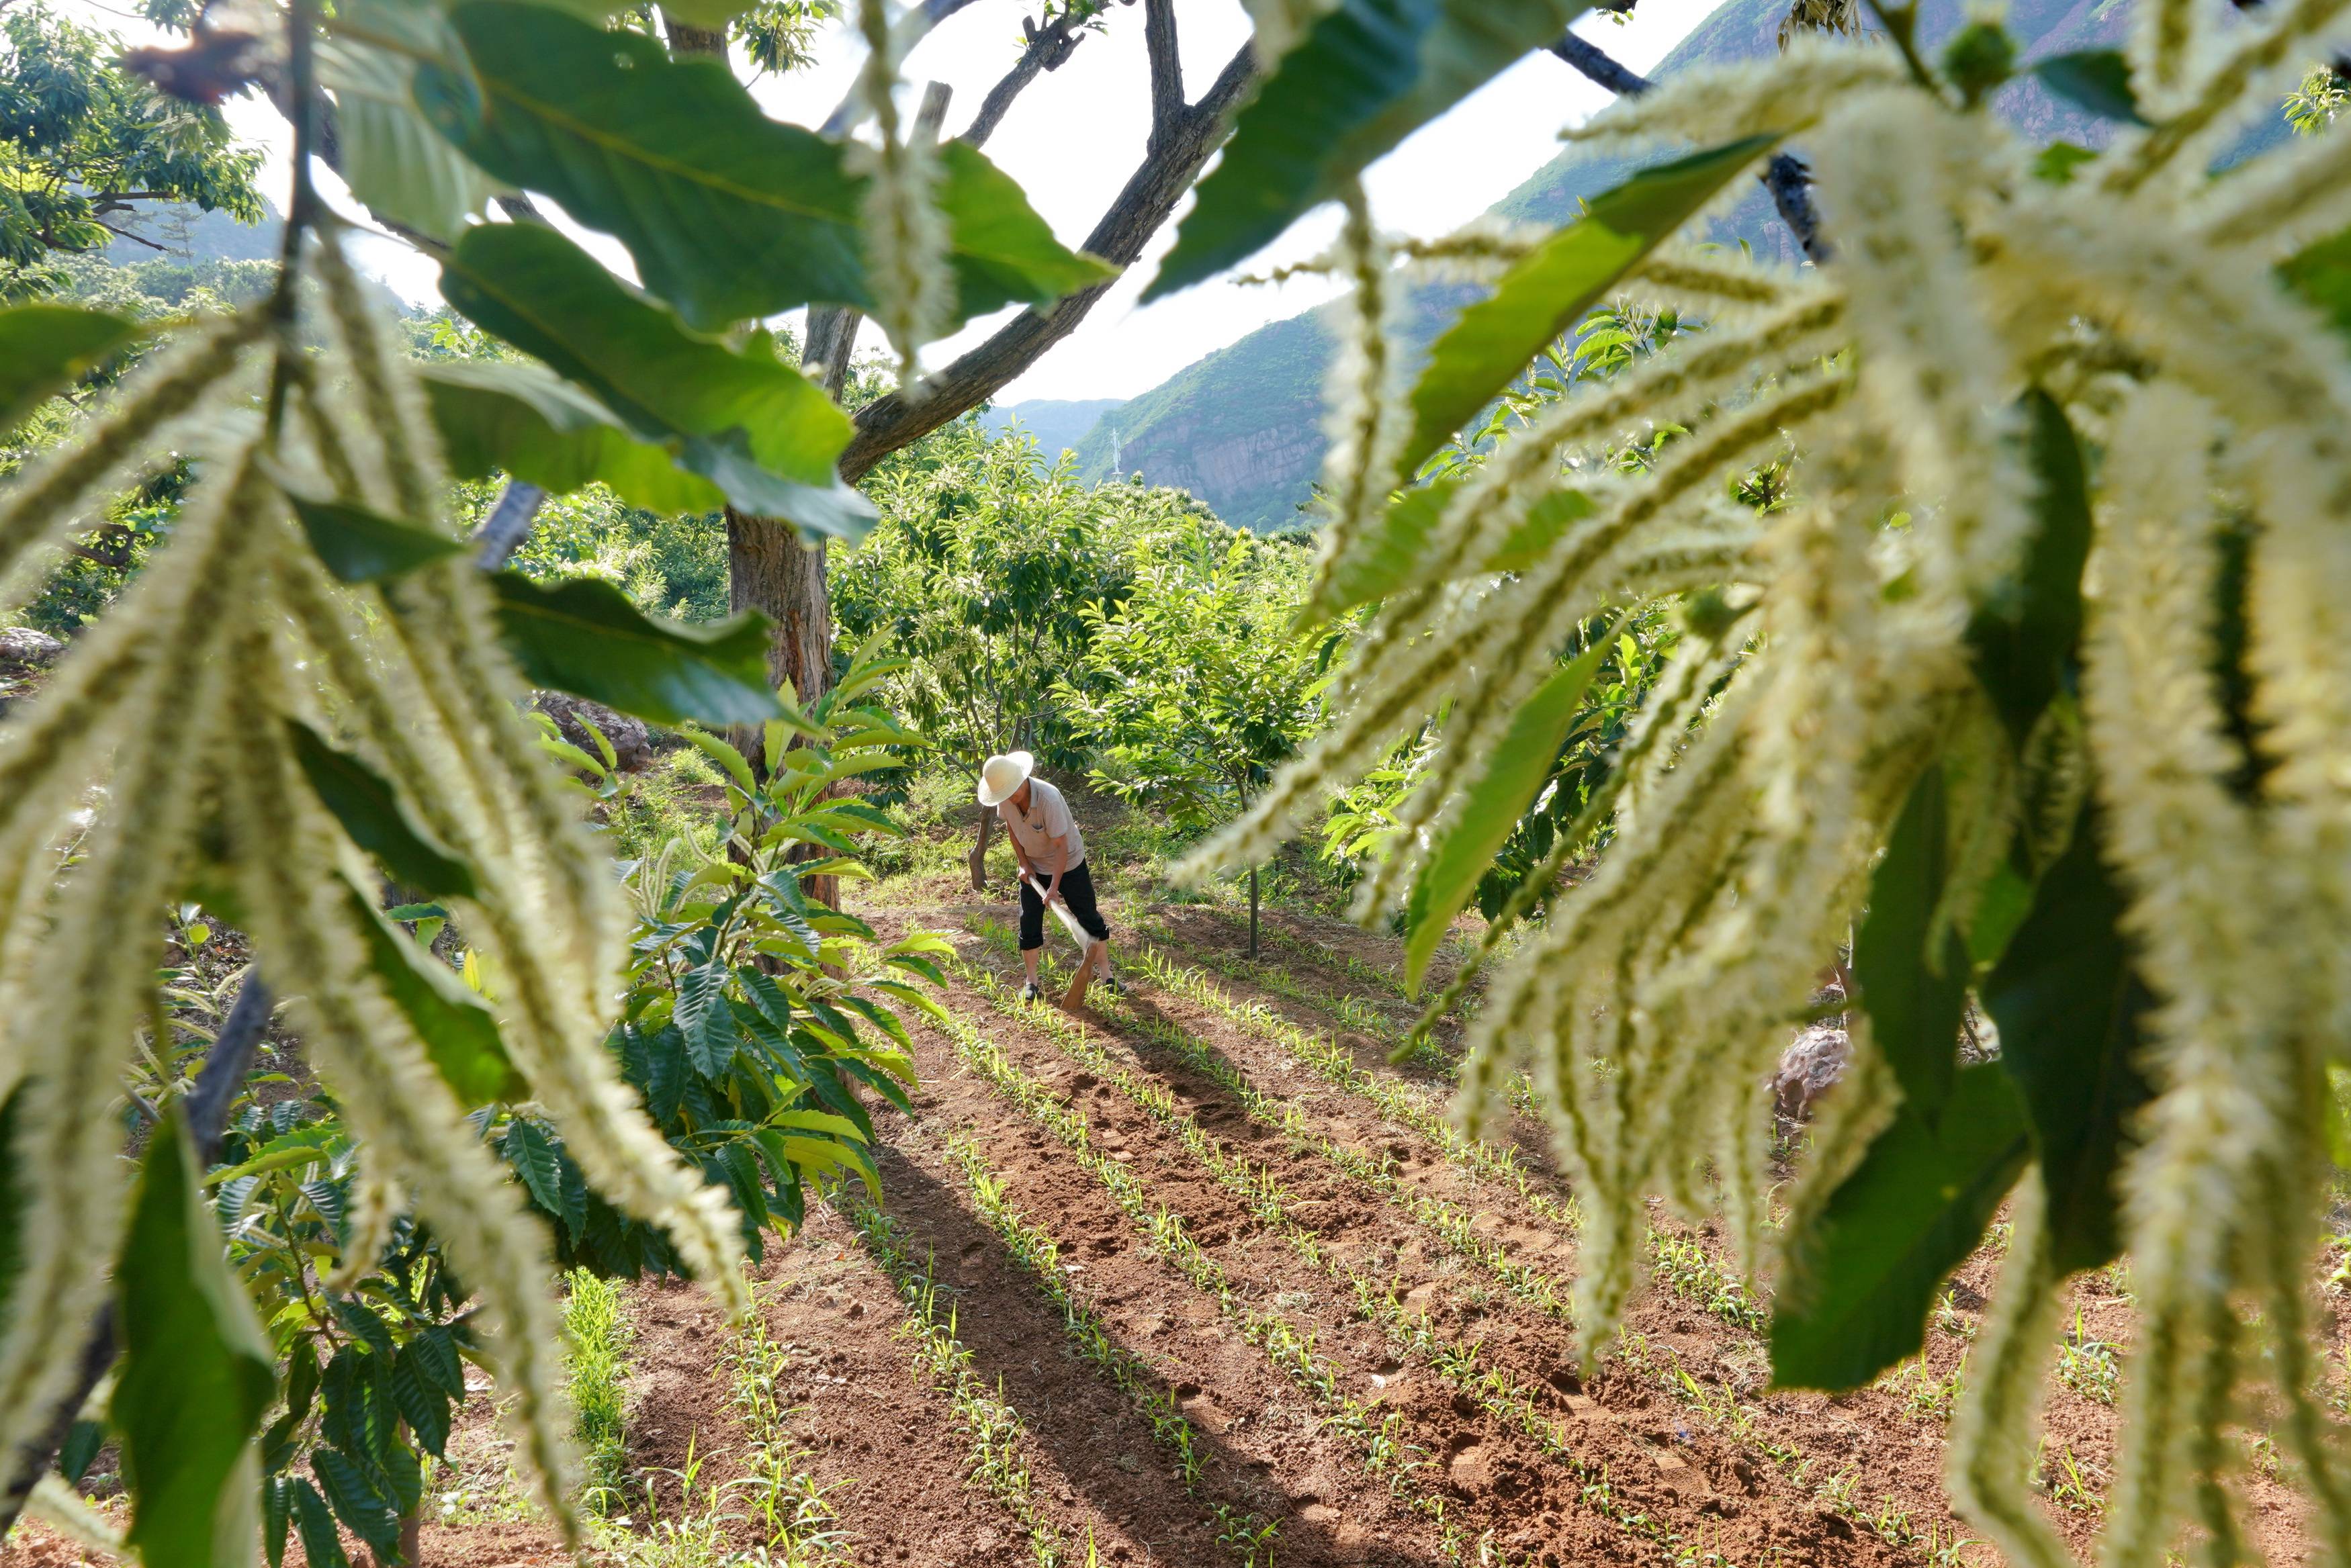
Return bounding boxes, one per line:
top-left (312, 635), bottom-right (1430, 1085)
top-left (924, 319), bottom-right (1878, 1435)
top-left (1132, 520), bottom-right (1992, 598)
top-left (63, 0), bottom-right (1718, 403)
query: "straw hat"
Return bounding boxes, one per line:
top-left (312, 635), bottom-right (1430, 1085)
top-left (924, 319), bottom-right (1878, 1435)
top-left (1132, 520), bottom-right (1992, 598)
top-left (976, 751), bottom-right (1034, 808)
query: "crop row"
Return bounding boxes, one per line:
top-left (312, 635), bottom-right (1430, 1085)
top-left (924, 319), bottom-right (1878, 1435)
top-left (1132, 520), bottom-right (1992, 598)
top-left (928, 970), bottom-right (1788, 1567)
top-left (928, 1126), bottom-right (1285, 1565)
top-left (835, 1193), bottom-right (1078, 1566)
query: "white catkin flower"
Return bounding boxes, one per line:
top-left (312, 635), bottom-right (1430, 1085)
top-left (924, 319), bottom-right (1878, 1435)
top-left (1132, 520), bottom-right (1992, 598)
top-left (326, 1158), bottom-right (408, 1295)
top-left (1560, 36), bottom-right (1904, 152)
top-left (26, 1475), bottom-right (124, 1556)
top-left (849, 0), bottom-right (952, 385)
top-left (2106, 0), bottom-right (2351, 194)
top-left (1305, 185), bottom-right (1406, 616)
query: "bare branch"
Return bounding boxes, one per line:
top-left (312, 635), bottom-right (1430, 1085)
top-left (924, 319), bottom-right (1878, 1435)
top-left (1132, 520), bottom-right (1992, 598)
top-left (1547, 32), bottom-right (1653, 95)
top-left (837, 42), bottom-right (1260, 479)
top-left (962, 7), bottom-right (1094, 146)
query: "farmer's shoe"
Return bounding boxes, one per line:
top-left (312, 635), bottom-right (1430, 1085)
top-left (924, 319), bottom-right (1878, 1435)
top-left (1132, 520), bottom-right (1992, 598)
top-left (1021, 981), bottom-right (1042, 1004)
top-left (1096, 970), bottom-right (1124, 997)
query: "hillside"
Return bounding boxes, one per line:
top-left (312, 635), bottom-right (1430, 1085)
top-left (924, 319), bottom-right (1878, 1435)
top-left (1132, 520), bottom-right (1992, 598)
top-left (1073, 0), bottom-right (2145, 531)
top-left (977, 396), bottom-right (1127, 460)
top-left (102, 196), bottom-right (283, 265)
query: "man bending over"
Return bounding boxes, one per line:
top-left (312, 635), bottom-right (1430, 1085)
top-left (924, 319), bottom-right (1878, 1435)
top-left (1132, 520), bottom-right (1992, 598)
top-left (976, 751), bottom-right (1116, 1005)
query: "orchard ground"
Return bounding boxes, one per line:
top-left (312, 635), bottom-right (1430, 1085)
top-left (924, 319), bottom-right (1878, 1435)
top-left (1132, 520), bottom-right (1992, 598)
top-left (11, 786), bottom-right (2346, 1568)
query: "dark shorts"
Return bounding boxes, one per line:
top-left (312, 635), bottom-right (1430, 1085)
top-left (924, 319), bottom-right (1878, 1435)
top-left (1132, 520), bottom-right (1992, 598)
top-left (1020, 860), bottom-right (1110, 952)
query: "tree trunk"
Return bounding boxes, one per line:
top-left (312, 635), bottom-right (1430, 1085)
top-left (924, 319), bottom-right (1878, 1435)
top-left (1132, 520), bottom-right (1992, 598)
top-left (1248, 865), bottom-right (1259, 960)
top-left (969, 807), bottom-right (993, 892)
top-left (727, 506), bottom-right (838, 907)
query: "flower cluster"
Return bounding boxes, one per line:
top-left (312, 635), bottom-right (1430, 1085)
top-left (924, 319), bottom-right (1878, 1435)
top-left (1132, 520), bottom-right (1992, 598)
top-left (1181, 2), bottom-right (2351, 1559)
top-left (0, 232), bottom-right (748, 1541)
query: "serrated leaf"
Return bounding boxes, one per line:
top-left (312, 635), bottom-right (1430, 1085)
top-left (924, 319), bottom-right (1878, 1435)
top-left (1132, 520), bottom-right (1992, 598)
top-left (0, 304), bottom-right (143, 430)
top-left (1147, 0), bottom-right (1587, 299)
top-left (1982, 802), bottom-right (2156, 1275)
top-left (114, 1111), bottom-right (276, 1568)
top-left (490, 569), bottom-right (785, 727)
top-left (1402, 627), bottom-right (1616, 990)
top-left (390, 1343), bottom-right (454, 1458)
top-left (1853, 765), bottom-right (1971, 1125)
top-left (419, 3), bottom-right (1110, 331)
top-left (681, 726), bottom-right (756, 794)
top-left (408, 1325), bottom-right (465, 1399)
top-left (293, 722), bottom-right (478, 897)
top-left (1966, 389), bottom-right (2092, 746)
top-left (319, 26), bottom-right (502, 242)
top-left (677, 962), bottom-right (739, 1077)
top-left (1771, 1064), bottom-right (2030, 1391)
top-left (281, 490), bottom-right (469, 585)
top-left (311, 1446), bottom-right (402, 1561)
top-left (291, 1479), bottom-right (350, 1568)
top-left (344, 880), bottom-right (525, 1105)
top-left (0, 1087), bottom-right (26, 1336)
top-left (420, 360), bottom-right (728, 514)
top-left (2030, 50), bottom-right (2148, 126)
top-left (1390, 135), bottom-right (1780, 481)
top-left (504, 1117), bottom-right (566, 1221)
top-left (440, 223), bottom-right (875, 541)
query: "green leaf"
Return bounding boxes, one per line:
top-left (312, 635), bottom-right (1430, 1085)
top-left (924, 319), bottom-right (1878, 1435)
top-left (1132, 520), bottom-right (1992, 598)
top-left (1402, 625), bottom-right (1617, 990)
top-left (680, 726), bottom-right (757, 794)
top-left (678, 962), bottom-right (740, 1076)
top-left (1324, 480), bottom-right (1597, 615)
top-left (290, 721), bottom-right (478, 897)
top-left (1982, 802), bottom-right (2156, 1276)
top-left (409, 1327), bottom-right (464, 1400)
top-left (2031, 140), bottom-right (2098, 184)
top-left (311, 1445), bottom-right (401, 1562)
top-left (0, 1087), bottom-right (24, 1337)
top-left (2282, 224), bottom-right (2351, 349)
top-left (1853, 765), bottom-right (1971, 1125)
top-left (1770, 1064), bottom-right (2031, 1391)
top-left (419, 2), bottom-right (1110, 331)
top-left (1392, 136), bottom-right (1780, 480)
top-left (504, 1117), bottom-right (565, 1220)
top-left (1965, 389), bottom-right (2092, 746)
top-left (2029, 50), bottom-right (2149, 126)
top-left (319, 26), bottom-right (502, 243)
top-left (0, 304), bottom-right (143, 431)
top-left (420, 361), bottom-right (726, 514)
top-left (439, 223), bottom-right (874, 540)
top-left (390, 1344), bottom-right (454, 1459)
top-left (282, 491), bottom-right (468, 586)
top-left (291, 1479), bottom-right (351, 1568)
top-left (1147, 0), bottom-right (1588, 299)
top-left (114, 1111), bottom-right (277, 1568)
top-left (490, 569), bottom-right (785, 726)
top-left (342, 879), bottom-right (526, 1105)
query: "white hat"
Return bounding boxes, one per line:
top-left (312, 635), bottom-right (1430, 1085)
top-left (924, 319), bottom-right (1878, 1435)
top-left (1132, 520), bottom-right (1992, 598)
top-left (976, 751), bottom-right (1034, 808)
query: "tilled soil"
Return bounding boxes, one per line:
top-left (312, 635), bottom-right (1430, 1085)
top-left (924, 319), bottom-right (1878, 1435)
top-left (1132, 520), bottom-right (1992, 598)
top-left (20, 870), bottom-right (2340, 1568)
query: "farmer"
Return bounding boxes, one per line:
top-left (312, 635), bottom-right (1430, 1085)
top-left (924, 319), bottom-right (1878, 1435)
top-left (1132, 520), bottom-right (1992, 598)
top-left (976, 751), bottom-right (1116, 1004)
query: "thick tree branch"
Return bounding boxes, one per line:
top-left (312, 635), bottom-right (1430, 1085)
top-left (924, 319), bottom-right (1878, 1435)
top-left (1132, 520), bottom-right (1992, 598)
top-left (1143, 0), bottom-right (1184, 151)
top-left (838, 41), bottom-right (1259, 479)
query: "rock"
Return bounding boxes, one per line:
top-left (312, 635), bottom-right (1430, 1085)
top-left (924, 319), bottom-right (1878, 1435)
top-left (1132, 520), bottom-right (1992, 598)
top-left (531, 692), bottom-right (653, 772)
top-left (1773, 1021), bottom-right (1851, 1124)
top-left (0, 627), bottom-right (63, 671)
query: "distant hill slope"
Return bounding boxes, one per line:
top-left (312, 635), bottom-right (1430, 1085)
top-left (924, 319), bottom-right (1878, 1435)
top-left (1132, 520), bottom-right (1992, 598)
top-left (977, 397), bottom-right (1126, 460)
top-left (103, 197), bottom-right (282, 265)
top-left (1073, 0), bottom-right (2151, 531)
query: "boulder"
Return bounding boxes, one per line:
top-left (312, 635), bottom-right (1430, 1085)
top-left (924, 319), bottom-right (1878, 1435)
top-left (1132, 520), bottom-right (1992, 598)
top-left (1773, 1020), bottom-right (1851, 1125)
top-left (0, 627), bottom-right (64, 672)
top-left (531, 692), bottom-right (653, 772)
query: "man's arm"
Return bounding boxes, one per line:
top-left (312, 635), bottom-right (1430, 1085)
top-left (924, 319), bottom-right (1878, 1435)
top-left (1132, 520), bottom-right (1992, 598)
top-left (1043, 836), bottom-right (1069, 902)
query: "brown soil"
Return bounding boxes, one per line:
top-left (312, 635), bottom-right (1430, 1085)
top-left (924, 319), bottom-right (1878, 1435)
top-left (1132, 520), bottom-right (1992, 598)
top-left (17, 798), bottom-right (2338, 1568)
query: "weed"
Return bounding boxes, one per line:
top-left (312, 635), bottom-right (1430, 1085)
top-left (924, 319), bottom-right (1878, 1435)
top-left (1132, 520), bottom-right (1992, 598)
top-left (2055, 1305), bottom-right (2121, 1406)
top-left (565, 1269), bottom-right (635, 1513)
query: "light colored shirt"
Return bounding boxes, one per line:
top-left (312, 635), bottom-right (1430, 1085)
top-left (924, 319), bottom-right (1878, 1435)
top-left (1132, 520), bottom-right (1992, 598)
top-left (1000, 776), bottom-right (1084, 870)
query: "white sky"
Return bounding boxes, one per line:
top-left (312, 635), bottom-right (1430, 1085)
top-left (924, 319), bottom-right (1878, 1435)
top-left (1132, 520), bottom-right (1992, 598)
top-left (62, 0), bottom-right (1718, 403)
